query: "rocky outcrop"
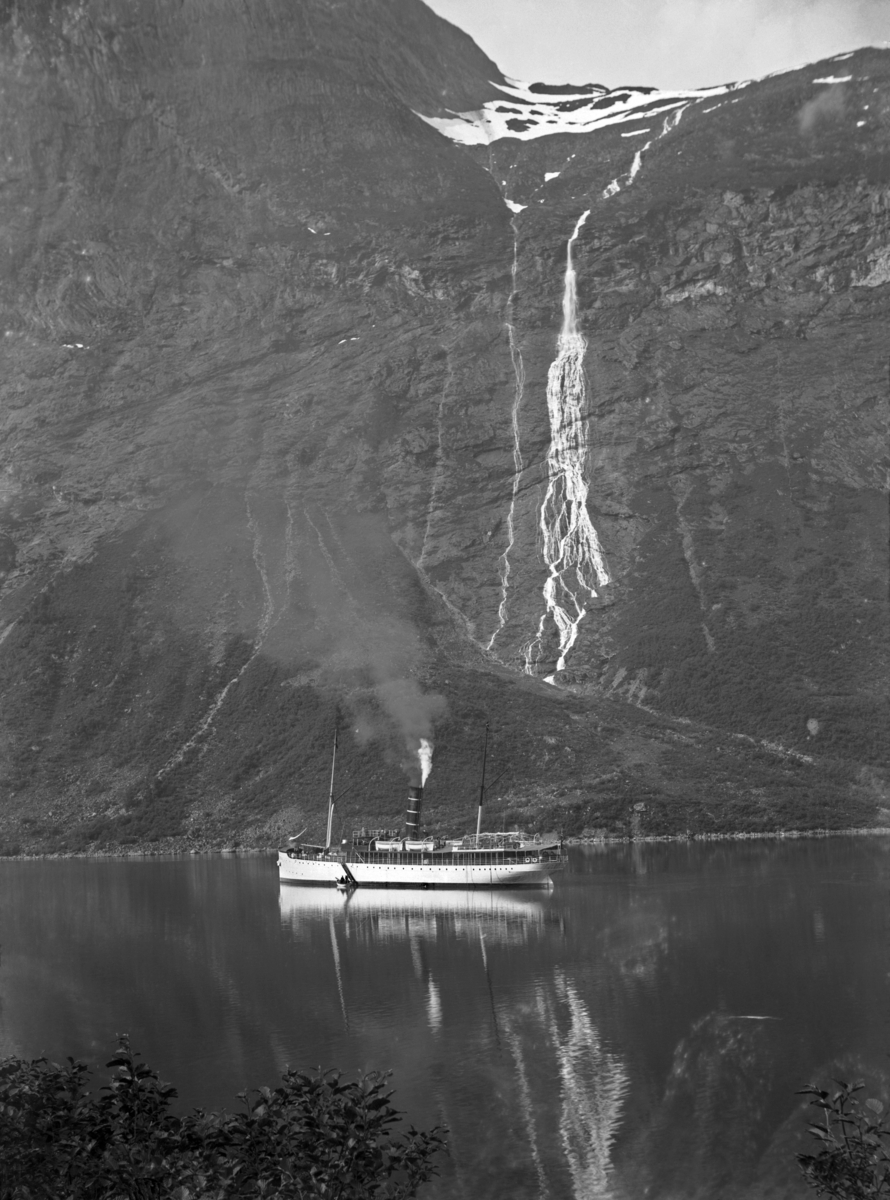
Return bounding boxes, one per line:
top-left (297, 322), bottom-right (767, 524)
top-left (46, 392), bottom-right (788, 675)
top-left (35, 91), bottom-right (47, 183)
top-left (0, 2), bottom-right (886, 851)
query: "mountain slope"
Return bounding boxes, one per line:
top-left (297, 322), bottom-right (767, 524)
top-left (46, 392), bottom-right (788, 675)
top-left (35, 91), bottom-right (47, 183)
top-left (0, 1), bottom-right (887, 852)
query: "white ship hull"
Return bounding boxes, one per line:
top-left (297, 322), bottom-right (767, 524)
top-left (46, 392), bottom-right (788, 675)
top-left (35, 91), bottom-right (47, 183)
top-left (277, 852), bottom-right (559, 889)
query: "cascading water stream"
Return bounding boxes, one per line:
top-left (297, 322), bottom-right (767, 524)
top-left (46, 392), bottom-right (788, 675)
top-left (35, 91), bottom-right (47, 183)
top-left (524, 210), bottom-right (609, 681)
top-left (487, 218), bottom-right (526, 652)
top-left (489, 118), bottom-right (690, 677)
top-left (603, 105), bottom-right (688, 198)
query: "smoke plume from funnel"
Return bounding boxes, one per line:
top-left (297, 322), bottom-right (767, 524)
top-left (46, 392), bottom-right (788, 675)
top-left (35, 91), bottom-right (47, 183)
top-left (373, 677), bottom-right (447, 783)
top-left (419, 738), bottom-right (433, 786)
top-left (288, 506), bottom-right (447, 780)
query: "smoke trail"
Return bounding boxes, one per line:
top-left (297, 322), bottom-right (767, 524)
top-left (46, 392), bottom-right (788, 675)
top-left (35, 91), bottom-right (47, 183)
top-left (290, 508), bottom-right (447, 785)
top-left (524, 211), bottom-right (609, 680)
top-left (371, 677), bottom-right (446, 784)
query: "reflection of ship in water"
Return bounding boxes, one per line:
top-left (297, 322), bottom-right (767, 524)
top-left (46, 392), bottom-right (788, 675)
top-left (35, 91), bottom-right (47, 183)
top-left (279, 887), bottom-right (627, 1199)
top-left (279, 884), bottom-right (549, 946)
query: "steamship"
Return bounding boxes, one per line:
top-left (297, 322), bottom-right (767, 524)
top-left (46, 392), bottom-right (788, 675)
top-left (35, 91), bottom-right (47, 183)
top-left (278, 780), bottom-right (564, 888)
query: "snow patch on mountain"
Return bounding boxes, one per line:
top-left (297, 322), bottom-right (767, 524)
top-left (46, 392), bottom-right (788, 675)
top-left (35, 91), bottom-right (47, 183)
top-left (415, 76), bottom-right (744, 145)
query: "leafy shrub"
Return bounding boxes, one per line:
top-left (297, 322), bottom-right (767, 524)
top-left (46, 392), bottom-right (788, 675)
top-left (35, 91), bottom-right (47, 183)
top-left (798, 1079), bottom-right (890, 1198)
top-left (0, 1038), bottom-right (446, 1199)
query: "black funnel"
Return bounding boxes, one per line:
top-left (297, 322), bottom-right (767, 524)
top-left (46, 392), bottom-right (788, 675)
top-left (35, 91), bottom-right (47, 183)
top-left (405, 785), bottom-right (423, 837)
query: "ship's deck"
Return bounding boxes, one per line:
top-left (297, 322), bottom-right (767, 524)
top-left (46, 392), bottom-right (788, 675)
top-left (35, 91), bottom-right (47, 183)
top-left (283, 847), bottom-right (564, 868)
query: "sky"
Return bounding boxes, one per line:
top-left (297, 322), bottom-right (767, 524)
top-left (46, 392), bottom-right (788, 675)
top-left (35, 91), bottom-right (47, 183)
top-left (426, 0), bottom-right (890, 91)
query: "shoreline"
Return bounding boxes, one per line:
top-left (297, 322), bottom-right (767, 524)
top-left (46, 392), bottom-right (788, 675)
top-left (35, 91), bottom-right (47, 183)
top-left (568, 825), bottom-right (890, 844)
top-left (2, 825), bottom-right (890, 860)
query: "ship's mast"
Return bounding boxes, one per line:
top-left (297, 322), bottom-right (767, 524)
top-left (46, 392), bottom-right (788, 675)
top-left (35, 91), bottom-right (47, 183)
top-left (324, 723), bottom-right (339, 850)
top-left (475, 721), bottom-right (489, 839)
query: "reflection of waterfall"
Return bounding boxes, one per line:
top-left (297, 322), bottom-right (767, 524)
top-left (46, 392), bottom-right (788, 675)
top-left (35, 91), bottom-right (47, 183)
top-left (501, 973), bottom-right (628, 1200)
top-left (525, 211), bottom-right (610, 681)
top-left (426, 978), bottom-right (442, 1031)
top-left (552, 974), bottom-right (629, 1199)
top-left (504, 1023), bottom-right (551, 1198)
top-left (280, 888), bottom-right (625, 1199)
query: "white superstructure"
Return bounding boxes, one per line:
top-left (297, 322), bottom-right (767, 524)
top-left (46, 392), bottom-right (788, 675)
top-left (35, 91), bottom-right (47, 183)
top-left (278, 781), bottom-right (564, 889)
top-left (278, 836), bottom-right (562, 889)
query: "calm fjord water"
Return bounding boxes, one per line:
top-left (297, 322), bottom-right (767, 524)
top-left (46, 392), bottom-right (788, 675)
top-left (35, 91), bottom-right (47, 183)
top-left (1, 840), bottom-right (888, 1199)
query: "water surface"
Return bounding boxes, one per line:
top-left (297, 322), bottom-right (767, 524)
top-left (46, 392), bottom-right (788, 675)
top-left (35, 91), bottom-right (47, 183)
top-left (1, 839), bottom-right (887, 1199)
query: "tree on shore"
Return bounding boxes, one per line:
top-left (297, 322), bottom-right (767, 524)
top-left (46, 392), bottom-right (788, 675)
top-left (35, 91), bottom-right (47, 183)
top-left (798, 1079), bottom-right (890, 1199)
top-left (0, 1038), bottom-right (446, 1198)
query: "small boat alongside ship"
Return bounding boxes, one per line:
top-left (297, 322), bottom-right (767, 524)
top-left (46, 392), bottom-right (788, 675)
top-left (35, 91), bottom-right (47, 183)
top-left (278, 726), bottom-right (564, 889)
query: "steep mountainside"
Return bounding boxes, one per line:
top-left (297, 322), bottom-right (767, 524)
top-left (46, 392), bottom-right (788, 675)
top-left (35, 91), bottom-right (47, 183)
top-left (0, 0), bottom-right (887, 853)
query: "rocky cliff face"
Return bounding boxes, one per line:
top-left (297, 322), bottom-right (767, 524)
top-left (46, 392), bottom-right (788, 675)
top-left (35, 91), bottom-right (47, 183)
top-left (0, 0), bottom-right (887, 852)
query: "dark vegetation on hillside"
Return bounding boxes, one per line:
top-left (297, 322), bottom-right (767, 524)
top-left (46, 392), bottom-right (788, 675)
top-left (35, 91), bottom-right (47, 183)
top-left (612, 482), bottom-right (888, 768)
top-left (0, 490), bottom-right (882, 854)
top-left (0, 565), bottom-right (880, 855)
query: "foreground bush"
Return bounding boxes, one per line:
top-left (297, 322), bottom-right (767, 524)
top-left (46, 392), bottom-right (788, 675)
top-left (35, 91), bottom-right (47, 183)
top-left (798, 1079), bottom-right (890, 1199)
top-left (0, 1038), bottom-right (446, 1199)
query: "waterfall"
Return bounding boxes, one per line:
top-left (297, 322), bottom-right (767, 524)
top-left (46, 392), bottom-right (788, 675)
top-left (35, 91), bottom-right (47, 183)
top-left (602, 104), bottom-right (688, 198)
top-left (525, 211), bottom-right (609, 681)
top-left (488, 221), bottom-right (526, 652)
